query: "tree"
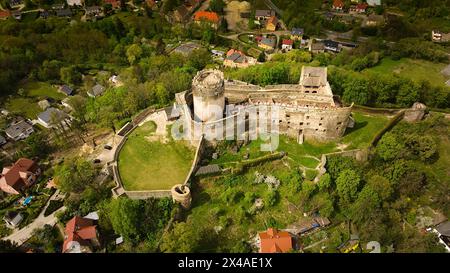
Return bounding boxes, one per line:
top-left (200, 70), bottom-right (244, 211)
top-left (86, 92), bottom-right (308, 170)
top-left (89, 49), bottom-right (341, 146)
top-left (160, 222), bottom-right (200, 253)
top-left (350, 185), bottom-right (381, 224)
top-left (404, 134), bottom-right (437, 162)
top-left (318, 173), bottom-right (332, 191)
top-left (342, 78), bottom-right (371, 105)
top-left (60, 66), bottom-right (82, 85)
top-left (0, 240), bottom-right (19, 253)
top-left (376, 132), bottom-right (404, 161)
top-left (54, 158), bottom-right (97, 193)
top-left (209, 0), bottom-right (226, 14)
top-left (336, 169), bottom-right (362, 204)
top-left (108, 198), bottom-right (144, 243)
top-left (126, 44), bottom-right (143, 65)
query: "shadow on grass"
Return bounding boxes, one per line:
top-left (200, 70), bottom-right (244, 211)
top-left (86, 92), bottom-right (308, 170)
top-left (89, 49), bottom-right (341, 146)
top-left (343, 121), bottom-right (368, 136)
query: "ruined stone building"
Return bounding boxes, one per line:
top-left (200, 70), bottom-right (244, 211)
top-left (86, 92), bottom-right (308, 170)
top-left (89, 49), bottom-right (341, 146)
top-left (174, 67), bottom-right (353, 144)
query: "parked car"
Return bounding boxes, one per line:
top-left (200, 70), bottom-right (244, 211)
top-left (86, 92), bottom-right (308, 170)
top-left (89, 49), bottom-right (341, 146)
top-left (104, 145), bottom-right (112, 150)
top-left (93, 159), bottom-right (101, 164)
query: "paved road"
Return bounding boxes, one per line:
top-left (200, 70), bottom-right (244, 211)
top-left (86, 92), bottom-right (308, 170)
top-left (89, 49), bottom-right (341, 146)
top-left (2, 191), bottom-right (66, 245)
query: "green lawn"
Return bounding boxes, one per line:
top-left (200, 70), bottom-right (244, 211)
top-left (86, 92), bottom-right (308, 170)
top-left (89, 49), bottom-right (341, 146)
top-left (4, 81), bottom-right (65, 119)
top-left (118, 121), bottom-right (195, 191)
top-left (341, 111), bottom-right (389, 149)
top-left (364, 58), bottom-right (449, 88)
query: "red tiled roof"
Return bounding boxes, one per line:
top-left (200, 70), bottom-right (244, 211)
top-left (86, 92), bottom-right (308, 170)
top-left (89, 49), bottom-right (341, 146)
top-left (1, 158), bottom-right (37, 191)
top-left (104, 0), bottom-right (120, 8)
top-left (226, 48), bottom-right (244, 56)
top-left (63, 216), bottom-right (98, 252)
top-left (267, 16), bottom-right (278, 25)
top-left (282, 39), bottom-right (293, 45)
top-left (194, 11), bottom-right (219, 23)
top-left (0, 10), bottom-right (10, 18)
top-left (356, 3), bottom-right (368, 10)
top-left (333, 0), bottom-right (344, 8)
top-left (259, 228), bottom-right (293, 253)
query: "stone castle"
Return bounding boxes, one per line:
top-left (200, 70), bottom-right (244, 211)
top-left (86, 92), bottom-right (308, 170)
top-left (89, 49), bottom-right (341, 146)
top-left (174, 66), bottom-right (353, 144)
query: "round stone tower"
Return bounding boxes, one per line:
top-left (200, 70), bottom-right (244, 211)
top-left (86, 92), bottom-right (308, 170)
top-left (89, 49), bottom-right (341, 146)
top-left (171, 184), bottom-right (192, 209)
top-left (192, 69), bottom-right (225, 122)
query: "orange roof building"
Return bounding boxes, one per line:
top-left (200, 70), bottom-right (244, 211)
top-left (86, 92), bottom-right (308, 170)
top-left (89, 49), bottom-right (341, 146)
top-left (0, 158), bottom-right (41, 195)
top-left (0, 10), bottom-right (10, 20)
top-left (333, 0), bottom-right (344, 10)
top-left (63, 216), bottom-right (99, 253)
top-left (259, 228), bottom-right (293, 253)
top-left (194, 11), bottom-right (220, 24)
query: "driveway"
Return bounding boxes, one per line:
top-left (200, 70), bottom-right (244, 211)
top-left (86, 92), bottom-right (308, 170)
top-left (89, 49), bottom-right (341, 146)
top-left (2, 191), bottom-right (66, 245)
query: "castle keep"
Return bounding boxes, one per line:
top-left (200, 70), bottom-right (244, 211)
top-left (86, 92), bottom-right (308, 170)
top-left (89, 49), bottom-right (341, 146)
top-left (175, 66), bottom-right (353, 143)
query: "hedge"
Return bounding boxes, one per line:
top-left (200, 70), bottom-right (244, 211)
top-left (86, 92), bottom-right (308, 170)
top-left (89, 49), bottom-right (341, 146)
top-left (370, 110), bottom-right (405, 147)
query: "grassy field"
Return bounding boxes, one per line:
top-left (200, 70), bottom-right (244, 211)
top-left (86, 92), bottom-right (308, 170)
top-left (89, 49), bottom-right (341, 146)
top-left (341, 111), bottom-right (389, 149)
top-left (118, 121), bottom-right (195, 191)
top-left (364, 58), bottom-right (449, 88)
top-left (4, 81), bottom-right (65, 119)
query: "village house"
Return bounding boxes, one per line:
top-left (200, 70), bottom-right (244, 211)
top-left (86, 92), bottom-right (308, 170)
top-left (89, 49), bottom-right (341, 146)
top-left (433, 221), bottom-right (450, 252)
top-left (67, 0), bottom-right (83, 6)
top-left (363, 14), bottom-right (385, 27)
top-left (40, 10), bottom-right (49, 19)
top-left (37, 107), bottom-right (69, 128)
top-left (367, 0), bottom-right (381, 6)
top-left (5, 118), bottom-right (34, 141)
top-left (59, 85), bottom-right (73, 96)
top-left (324, 39), bottom-right (340, 53)
top-left (184, 0), bottom-right (201, 11)
top-left (350, 2), bottom-right (368, 13)
top-left (55, 8), bottom-right (72, 18)
top-left (258, 36), bottom-right (276, 51)
top-left (0, 10), bottom-right (11, 20)
top-left (85, 6), bottom-right (103, 19)
top-left (332, 0), bottom-right (344, 11)
top-left (254, 9), bottom-right (275, 21)
top-left (87, 84), bottom-right (106, 98)
top-left (0, 135), bottom-right (6, 146)
top-left (291, 27), bottom-right (304, 40)
top-left (193, 11), bottom-right (220, 29)
top-left (52, 3), bottom-right (65, 10)
top-left (146, 0), bottom-right (156, 9)
top-left (3, 211), bottom-right (23, 228)
top-left (432, 30), bottom-right (450, 43)
top-left (11, 10), bottom-right (21, 20)
top-left (281, 39), bottom-right (293, 51)
top-left (223, 49), bottom-right (257, 68)
top-left (103, 0), bottom-right (121, 10)
top-left (309, 40), bottom-right (325, 54)
top-left (265, 16), bottom-right (278, 31)
top-left (38, 99), bottom-right (51, 110)
top-left (63, 216), bottom-right (100, 253)
top-left (9, 0), bottom-right (22, 8)
top-left (172, 42), bottom-right (203, 56)
top-left (61, 98), bottom-right (73, 110)
top-left (0, 158), bottom-right (41, 195)
top-left (258, 228), bottom-right (293, 253)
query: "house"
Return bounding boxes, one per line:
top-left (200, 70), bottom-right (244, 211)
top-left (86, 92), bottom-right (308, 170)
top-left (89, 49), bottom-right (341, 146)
top-left (3, 211), bottom-right (23, 228)
top-left (9, 0), bottom-right (22, 8)
top-left (0, 10), bottom-right (11, 20)
top-left (432, 30), bottom-right (450, 43)
top-left (59, 85), bottom-right (73, 96)
top-left (52, 3), bottom-right (65, 9)
top-left (433, 221), bottom-right (450, 252)
top-left (0, 158), bottom-right (41, 195)
top-left (55, 8), bottom-right (72, 18)
top-left (38, 99), bottom-right (51, 110)
top-left (211, 49), bottom-right (225, 58)
top-left (258, 37), bottom-right (276, 51)
top-left (363, 14), bottom-right (385, 27)
top-left (5, 119), bottom-right (34, 141)
top-left (109, 75), bottom-right (122, 86)
top-left (194, 11), bottom-right (220, 29)
top-left (324, 39), bottom-right (340, 53)
top-left (291, 28), bottom-right (304, 40)
top-left (367, 0), bottom-right (381, 6)
top-left (350, 3), bottom-right (368, 13)
top-left (37, 107), bottom-right (69, 128)
top-left (281, 39), bottom-right (293, 51)
top-left (184, 0), bottom-right (201, 10)
top-left (255, 9), bottom-right (275, 21)
top-left (63, 216), bottom-right (100, 253)
top-left (67, 0), bottom-right (83, 6)
top-left (173, 5), bottom-right (189, 23)
top-left (259, 228), bottom-right (293, 253)
top-left (0, 135), bottom-right (6, 146)
top-left (39, 10), bottom-right (49, 19)
top-left (309, 40), bottom-right (325, 54)
top-left (11, 10), bottom-right (21, 20)
top-left (103, 0), bottom-right (120, 9)
top-left (146, 0), bottom-right (157, 9)
top-left (223, 49), bottom-right (257, 68)
top-left (85, 6), bottom-right (103, 18)
top-left (172, 42), bottom-right (203, 56)
top-left (265, 16), bottom-right (278, 31)
top-left (61, 98), bottom-right (73, 110)
top-left (87, 84), bottom-right (106, 97)
top-left (332, 0), bottom-right (344, 11)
